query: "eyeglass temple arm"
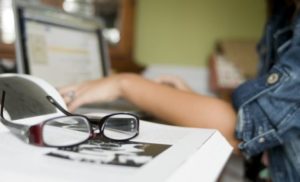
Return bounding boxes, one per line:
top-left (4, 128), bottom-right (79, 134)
top-left (46, 95), bottom-right (103, 123)
top-left (0, 91), bottom-right (31, 143)
top-left (1, 91), bottom-right (5, 118)
top-left (46, 96), bottom-right (73, 116)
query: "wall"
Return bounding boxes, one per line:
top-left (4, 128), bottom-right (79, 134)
top-left (134, 0), bottom-right (266, 67)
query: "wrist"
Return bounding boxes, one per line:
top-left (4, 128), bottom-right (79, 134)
top-left (116, 73), bottom-right (138, 98)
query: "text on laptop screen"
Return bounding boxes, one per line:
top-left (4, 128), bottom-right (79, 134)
top-left (20, 8), bottom-right (104, 88)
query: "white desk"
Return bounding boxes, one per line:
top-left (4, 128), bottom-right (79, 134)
top-left (0, 120), bottom-right (232, 182)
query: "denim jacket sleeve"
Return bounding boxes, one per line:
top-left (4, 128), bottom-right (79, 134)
top-left (232, 23), bottom-right (300, 157)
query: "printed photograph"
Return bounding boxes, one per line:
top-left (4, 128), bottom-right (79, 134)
top-left (46, 136), bottom-right (171, 167)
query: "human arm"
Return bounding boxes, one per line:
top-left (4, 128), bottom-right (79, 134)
top-left (60, 73), bottom-right (240, 152)
top-left (153, 75), bottom-right (193, 92)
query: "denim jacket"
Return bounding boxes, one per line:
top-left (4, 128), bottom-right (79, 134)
top-left (232, 2), bottom-right (300, 181)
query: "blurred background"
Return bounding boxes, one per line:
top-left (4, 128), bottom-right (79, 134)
top-left (0, 0), bottom-right (266, 96)
top-left (0, 0), bottom-right (267, 181)
top-left (0, 0), bottom-right (265, 68)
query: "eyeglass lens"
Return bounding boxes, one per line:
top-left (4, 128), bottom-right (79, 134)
top-left (103, 114), bottom-right (138, 140)
top-left (42, 116), bottom-right (91, 147)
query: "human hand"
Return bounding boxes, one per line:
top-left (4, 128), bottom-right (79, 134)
top-left (59, 75), bottom-right (122, 112)
top-left (154, 75), bottom-right (192, 92)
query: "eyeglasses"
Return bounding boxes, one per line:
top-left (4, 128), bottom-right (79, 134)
top-left (0, 91), bottom-right (139, 147)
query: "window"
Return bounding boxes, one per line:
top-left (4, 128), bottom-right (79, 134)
top-left (0, 0), bottom-right (15, 44)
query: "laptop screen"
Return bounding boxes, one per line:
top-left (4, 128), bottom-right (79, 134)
top-left (15, 3), bottom-right (109, 88)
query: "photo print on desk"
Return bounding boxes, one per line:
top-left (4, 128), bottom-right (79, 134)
top-left (46, 136), bottom-right (171, 167)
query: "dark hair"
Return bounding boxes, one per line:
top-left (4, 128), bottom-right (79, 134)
top-left (267, 0), bottom-right (300, 19)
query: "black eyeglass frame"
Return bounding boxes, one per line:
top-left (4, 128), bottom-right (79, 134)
top-left (46, 95), bottom-right (140, 142)
top-left (0, 91), bottom-right (140, 147)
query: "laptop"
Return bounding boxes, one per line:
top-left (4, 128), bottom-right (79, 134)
top-left (13, 0), bottom-right (141, 115)
top-left (14, 0), bottom-right (109, 87)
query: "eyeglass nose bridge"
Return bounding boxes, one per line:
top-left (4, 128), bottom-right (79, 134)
top-left (85, 115), bottom-right (105, 125)
top-left (87, 117), bottom-right (110, 138)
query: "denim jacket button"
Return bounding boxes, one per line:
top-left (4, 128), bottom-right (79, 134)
top-left (259, 137), bottom-right (265, 143)
top-left (267, 73), bottom-right (279, 85)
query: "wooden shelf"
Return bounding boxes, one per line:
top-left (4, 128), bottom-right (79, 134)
top-left (0, 44), bottom-right (15, 60)
top-left (109, 0), bottom-right (144, 73)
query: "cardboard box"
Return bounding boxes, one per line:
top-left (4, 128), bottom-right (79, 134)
top-left (216, 39), bottom-right (259, 79)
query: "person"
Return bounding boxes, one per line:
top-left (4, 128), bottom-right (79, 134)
top-left (60, 0), bottom-right (300, 181)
